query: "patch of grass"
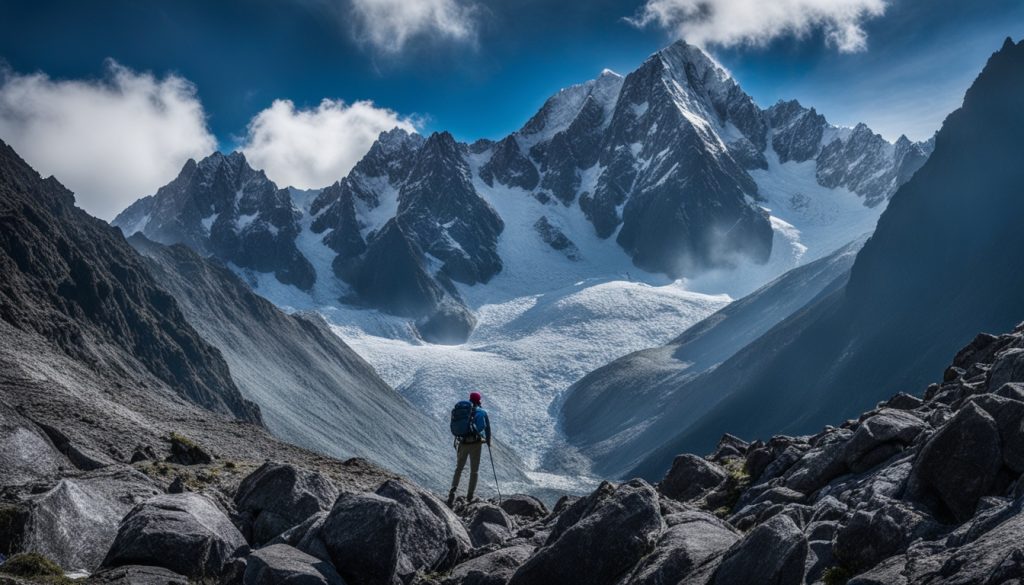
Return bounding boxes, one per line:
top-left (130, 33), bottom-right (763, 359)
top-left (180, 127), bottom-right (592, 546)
top-left (706, 457), bottom-right (752, 519)
top-left (0, 552), bottom-right (69, 583)
top-left (169, 432), bottom-right (197, 449)
top-left (822, 565), bottom-right (853, 585)
top-left (223, 461), bottom-right (237, 470)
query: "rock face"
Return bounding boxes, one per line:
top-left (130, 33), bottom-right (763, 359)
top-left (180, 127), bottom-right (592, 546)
top-left (608, 38), bottom-right (1024, 478)
top-left (103, 493), bottom-right (249, 580)
top-left (0, 140), bottom-right (261, 424)
top-left (15, 467), bottom-right (160, 573)
top-left (113, 151), bottom-right (315, 290)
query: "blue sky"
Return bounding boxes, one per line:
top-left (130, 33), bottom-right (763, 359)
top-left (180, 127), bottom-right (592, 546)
top-left (0, 0), bottom-right (1021, 218)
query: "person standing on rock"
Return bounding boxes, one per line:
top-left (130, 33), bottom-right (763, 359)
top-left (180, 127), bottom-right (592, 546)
top-left (447, 391), bottom-right (492, 507)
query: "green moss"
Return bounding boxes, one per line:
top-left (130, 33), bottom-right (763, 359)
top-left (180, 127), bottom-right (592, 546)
top-left (822, 565), bottom-right (853, 585)
top-left (712, 458), bottom-right (752, 517)
top-left (169, 432), bottom-right (197, 449)
top-left (0, 552), bottom-right (64, 578)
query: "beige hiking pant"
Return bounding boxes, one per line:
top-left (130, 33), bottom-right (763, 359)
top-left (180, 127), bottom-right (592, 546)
top-left (449, 441), bottom-right (482, 500)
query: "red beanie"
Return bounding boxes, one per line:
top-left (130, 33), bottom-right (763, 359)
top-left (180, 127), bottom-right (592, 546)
top-left (469, 392), bottom-right (482, 404)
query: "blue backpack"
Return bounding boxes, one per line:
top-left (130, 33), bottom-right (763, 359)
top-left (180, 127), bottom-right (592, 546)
top-left (450, 400), bottom-right (479, 440)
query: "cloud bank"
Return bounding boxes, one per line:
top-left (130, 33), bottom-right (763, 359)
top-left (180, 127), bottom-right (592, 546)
top-left (0, 60), bottom-right (216, 220)
top-left (629, 0), bottom-right (887, 53)
top-left (240, 98), bottom-right (416, 190)
top-left (347, 0), bottom-right (478, 53)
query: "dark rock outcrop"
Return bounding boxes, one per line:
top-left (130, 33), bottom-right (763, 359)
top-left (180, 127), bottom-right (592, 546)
top-left (235, 462), bottom-right (339, 546)
top-left (508, 480), bottom-right (663, 585)
top-left (314, 479), bottom-right (471, 585)
top-left (243, 544), bottom-right (345, 585)
top-left (103, 493), bottom-right (249, 580)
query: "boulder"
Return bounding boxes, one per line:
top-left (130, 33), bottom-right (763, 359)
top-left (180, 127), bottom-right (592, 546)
top-left (994, 382), bottom-right (1024, 401)
top-left (102, 492), bottom-right (248, 580)
top-left (465, 504), bottom-right (516, 547)
top-left (439, 545), bottom-right (533, 585)
top-left (497, 495), bottom-right (547, 522)
top-left (968, 394), bottom-right (1024, 473)
top-left (987, 347), bottom-right (1024, 391)
top-left (907, 402), bottom-right (1003, 522)
top-left (885, 393), bottom-right (924, 411)
top-left (784, 434), bottom-right (851, 495)
top-left (658, 454), bottom-right (727, 502)
top-left (319, 479), bottom-right (470, 585)
top-left (624, 510), bottom-right (739, 585)
top-left (508, 480), bottom-right (664, 585)
top-left (243, 544), bottom-right (345, 585)
top-left (0, 407), bottom-right (65, 486)
top-left (841, 409), bottom-right (927, 472)
top-left (711, 515), bottom-right (808, 585)
top-left (86, 565), bottom-right (190, 584)
top-left (235, 462), bottom-right (339, 545)
top-left (832, 504), bottom-right (923, 573)
top-left (17, 466), bottom-right (160, 573)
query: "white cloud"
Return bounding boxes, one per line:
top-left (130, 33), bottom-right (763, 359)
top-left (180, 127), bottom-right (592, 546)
top-left (347, 0), bottom-right (478, 53)
top-left (240, 98), bottom-right (416, 189)
top-left (0, 60), bottom-right (216, 220)
top-left (629, 0), bottom-right (887, 53)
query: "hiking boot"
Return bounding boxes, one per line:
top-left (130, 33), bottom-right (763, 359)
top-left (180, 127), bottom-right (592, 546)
top-left (446, 491), bottom-right (456, 509)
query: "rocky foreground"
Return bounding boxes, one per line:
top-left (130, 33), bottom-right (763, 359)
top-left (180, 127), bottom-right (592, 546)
top-left (4, 322), bottom-right (1024, 584)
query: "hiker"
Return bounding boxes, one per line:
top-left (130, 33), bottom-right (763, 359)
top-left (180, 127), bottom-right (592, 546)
top-left (447, 391), bottom-right (491, 507)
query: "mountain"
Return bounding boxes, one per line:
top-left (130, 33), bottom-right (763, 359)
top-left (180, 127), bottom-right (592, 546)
top-left (612, 37), bottom-right (1024, 481)
top-left (113, 151), bottom-right (316, 290)
top-left (113, 41), bottom-right (929, 341)
top-left (0, 139), bottom-right (259, 425)
top-left (127, 235), bottom-right (527, 491)
top-left (561, 235), bottom-right (866, 475)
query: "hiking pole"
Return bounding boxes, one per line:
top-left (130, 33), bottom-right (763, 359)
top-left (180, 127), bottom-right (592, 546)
top-left (487, 442), bottom-right (502, 505)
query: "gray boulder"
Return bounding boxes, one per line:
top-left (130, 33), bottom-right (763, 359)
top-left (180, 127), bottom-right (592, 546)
top-left (498, 495), bottom-right (548, 522)
top-left (102, 492), bottom-right (248, 580)
top-left (18, 466), bottom-right (160, 573)
top-left (658, 454), bottom-right (727, 502)
top-left (968, 394), bottom-right (1024, 473)
top-left (784, 434), bottom-right (851, 495)
top-left (439, 545), bottom-right (533, 585)
top-left (465, 503), bottom-right (516, 547)
top-left (86, 565), bottom-right (189, 584)
top-left (987, 347), bottom-right (1024, 391)
top-left (907, 402), bottom-right (1003, 522)
top-left (319, 479), bottom-right (470, 585)
top-left (842, 409), bottom-right (927, 472)
top-left (711, 515), bottom-right (807, 585)
top-left (0, 406), bottom-right (65, 486)
top-left (243, 544), bottom-right (345, 585)
top-left (235, 462), bottom-right (339, 545)
top-left (508, 480), bottom-right (664, 585)
top-left (624, 510), bottom-right (739, 585)
top-left (832, 503), bottom-right (927, 573)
